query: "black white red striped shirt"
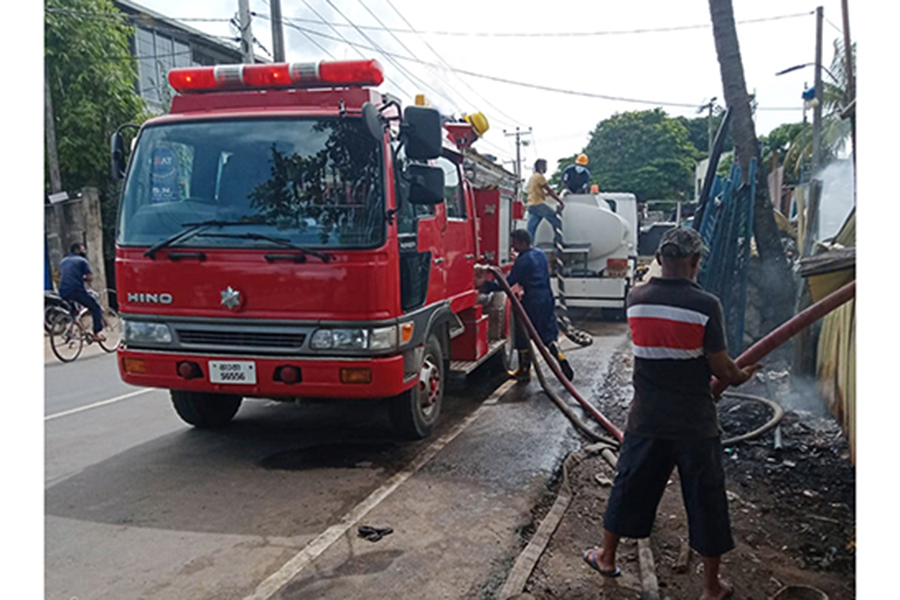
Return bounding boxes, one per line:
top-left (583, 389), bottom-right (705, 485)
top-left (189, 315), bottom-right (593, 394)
top-left (625, 277), bottom-right (727, 439)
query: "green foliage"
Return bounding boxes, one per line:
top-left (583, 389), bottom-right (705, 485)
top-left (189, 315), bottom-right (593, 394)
top-left (45, 0), bottom-right (148, 265)
top-left (582, 109), bottom-right (700, 201)
top-left (675, 107), bottom-right (733, 157)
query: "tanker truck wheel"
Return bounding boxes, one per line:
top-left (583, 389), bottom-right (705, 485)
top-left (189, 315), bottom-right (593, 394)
top-left (171, 391), bottom-right (242, 428)
top-left (389, 334), bottom-right (444, 439)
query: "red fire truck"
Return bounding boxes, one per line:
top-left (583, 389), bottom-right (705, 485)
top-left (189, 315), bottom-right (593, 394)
top-left (110, 59), bottom-right (521, 439)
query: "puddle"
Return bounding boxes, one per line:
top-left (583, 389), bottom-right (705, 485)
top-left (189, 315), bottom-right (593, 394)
top-left (260, 442), bottom-right (401, 471)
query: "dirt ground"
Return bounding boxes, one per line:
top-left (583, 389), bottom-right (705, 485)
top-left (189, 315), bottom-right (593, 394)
top-left (523, 346), bottom-right (856, 599)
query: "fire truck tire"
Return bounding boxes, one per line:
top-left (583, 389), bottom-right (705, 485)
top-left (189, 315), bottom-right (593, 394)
top-left (171, 391), bottom-right (242, 428)
top-left (389, 333), bottom-right (444, 439)
top-left (489, 304), bottom-right (517, 374)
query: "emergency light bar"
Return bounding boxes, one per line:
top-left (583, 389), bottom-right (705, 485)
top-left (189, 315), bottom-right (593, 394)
top-left (168, 59), bottom-right (384, 93)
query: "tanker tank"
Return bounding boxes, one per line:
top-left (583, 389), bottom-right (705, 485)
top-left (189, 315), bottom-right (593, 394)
top-left (532, 193), bottom-right (631, 273)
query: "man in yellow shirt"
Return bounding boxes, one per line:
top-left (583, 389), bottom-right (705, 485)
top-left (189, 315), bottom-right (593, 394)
top-left (526, 158), bottom-right (565, 242)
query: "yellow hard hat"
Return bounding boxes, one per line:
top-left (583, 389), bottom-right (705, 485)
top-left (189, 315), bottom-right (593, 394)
top-left (464, 112), bottom-right (490, 137)
top-left (576, 153), bottom-right (589, 166)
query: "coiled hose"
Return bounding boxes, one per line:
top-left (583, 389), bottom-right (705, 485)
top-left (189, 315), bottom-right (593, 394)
top-left (489, 266), bottom-right (855, 447)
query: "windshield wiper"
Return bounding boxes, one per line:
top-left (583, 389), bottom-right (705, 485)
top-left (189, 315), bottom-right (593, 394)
top-left (194, 232), bottom-right (332, 262)
top-left (144, 220), bottom-right (257, 259)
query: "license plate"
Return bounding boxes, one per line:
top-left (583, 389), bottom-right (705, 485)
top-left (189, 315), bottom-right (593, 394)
top-left (209, 361), bottom-right (257, 384)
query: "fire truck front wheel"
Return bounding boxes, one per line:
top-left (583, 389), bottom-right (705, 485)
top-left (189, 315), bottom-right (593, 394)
top-left (389, 334), bottom-right (444, 440)
top-left (171, 391), bottom-right (243, 428)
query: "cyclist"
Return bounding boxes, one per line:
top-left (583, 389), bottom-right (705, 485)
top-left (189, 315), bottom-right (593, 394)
top-left (58, 242), bottom-right (105, 342)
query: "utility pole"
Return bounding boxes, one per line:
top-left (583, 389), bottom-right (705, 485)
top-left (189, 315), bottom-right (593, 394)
top-left (698, 97), bottom-right (717, 155)
top-left (803, 5), bottom-right (824, 257)
top-left (841, 0), bottom-right (856, 189)
top-left (238, 0), bottom-right (254, 64)
top-left (270, 0), bottom-right (286, 62)
top-left (504, 126), bottom-right (532, 202)
top-left (44, 58), bottom-right (62, 195)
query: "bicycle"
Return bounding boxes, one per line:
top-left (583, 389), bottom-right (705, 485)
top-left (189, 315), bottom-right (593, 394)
top-left (47, 289), bottom-right (121, 362)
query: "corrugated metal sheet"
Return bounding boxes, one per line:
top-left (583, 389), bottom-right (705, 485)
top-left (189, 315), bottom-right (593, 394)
top-left (816, 299), bottom-right (855, 464)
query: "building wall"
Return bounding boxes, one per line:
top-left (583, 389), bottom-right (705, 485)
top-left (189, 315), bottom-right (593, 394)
top-left (45, 188), bottom-right (107, 294)
top-left (113, 0), bottom-right (246, 113)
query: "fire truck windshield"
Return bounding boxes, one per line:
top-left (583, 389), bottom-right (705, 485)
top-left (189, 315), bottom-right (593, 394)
top-left (117, 118), bottom-right (385, 250)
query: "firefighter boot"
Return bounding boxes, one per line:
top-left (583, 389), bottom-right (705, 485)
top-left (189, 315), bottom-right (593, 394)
top-left (508, 349), bottom-right (532, 382)
top-left (551, 343), bottom-right (575, 382)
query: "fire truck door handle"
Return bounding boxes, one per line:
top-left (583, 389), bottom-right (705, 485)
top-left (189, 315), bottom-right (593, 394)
top-left (433, 258), bottom-right (445, 264)
top-left (465, 254), bottom-right (476, 260)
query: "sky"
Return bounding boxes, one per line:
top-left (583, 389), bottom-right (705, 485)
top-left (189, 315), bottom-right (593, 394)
top-left (133, 0), bottom-right (849, 179)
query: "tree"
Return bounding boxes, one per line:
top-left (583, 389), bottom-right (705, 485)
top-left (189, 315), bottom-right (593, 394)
top-left (760, 122), bottom-right (806, 186)
top-left (579, 109), bottom-right (699, 201)
top-left (675, 108), bottom-right (734, 158)
top-left (708, 0), bottom-right (794, 332)
top-left (45, 0), bottom-right (147, 266)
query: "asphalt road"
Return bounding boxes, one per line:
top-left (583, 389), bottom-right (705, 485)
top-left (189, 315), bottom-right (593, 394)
top-left (45, 322), bottom-right (628, 600)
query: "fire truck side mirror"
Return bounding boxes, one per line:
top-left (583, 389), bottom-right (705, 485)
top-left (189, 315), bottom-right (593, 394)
top-left (407, 164), bottom-right (445, 206)
top-left (111, 130), bottom-right (126, 181)
top-left (362, 102), bottom-right (385, 142)
top-left (401, 106), bottom-right (442, 160)
top-left (110, 123), bottom-right (140, 181)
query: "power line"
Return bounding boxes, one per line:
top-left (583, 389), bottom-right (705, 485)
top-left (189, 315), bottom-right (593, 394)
top-left (378, 0), bottom-right (522, 128)
top-left (317, 0), bottom-right (459, 110)
top-left (268, 10), bottom-right (813, 38)
top-left (288, 0), bottom-right (412, 99)
top-left (284, 23), bottom-right (803, 111)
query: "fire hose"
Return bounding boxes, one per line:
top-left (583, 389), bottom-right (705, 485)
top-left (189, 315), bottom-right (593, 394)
top-left (492, 271), bottom-right (854, 600)
top-left (488, 266), bottom-right (856, 447)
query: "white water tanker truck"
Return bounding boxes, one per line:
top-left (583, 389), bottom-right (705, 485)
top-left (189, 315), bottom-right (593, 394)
top-left (530, 192), bottom-right (638, 314)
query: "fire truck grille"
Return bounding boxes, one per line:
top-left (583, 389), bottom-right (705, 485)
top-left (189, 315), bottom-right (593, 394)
top-left (175, 328), bottom-right (307, 350)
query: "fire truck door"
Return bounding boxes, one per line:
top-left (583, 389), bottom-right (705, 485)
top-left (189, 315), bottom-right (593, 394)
top-left (440, 157), bottom-right (475, 302)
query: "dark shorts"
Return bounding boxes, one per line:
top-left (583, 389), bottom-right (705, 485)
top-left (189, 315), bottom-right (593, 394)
top-left (603, 433), bottom-right (734, 557)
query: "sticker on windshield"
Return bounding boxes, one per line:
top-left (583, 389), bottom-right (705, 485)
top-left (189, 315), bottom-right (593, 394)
top-left (151, 146), bottom-right (178, 204)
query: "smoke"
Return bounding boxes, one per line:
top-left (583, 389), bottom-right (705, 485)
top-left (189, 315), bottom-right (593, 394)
top-left (817, 159), bottom-right (855, 242)
top-left (761, 369), bottom-right (831, 419)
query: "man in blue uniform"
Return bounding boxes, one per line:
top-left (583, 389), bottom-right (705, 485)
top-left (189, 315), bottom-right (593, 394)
top-left (58, 242), bottom-right (105, 342)
top-left (477, 229), bottom-right (574, 381)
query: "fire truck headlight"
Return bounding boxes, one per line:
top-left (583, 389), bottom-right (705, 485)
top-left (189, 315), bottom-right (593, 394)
top-left (311, 328), bottom-right (370, 350)
top-left (369, 326), bottom-right (398, 350)
top-left (310, 329), bottom-right (334, 349)
top-left (123, 319), bottom-right (173, 344)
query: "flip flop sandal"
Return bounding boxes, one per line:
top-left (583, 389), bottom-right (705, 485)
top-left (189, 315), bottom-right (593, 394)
top-left (582, 547), bottom-right (621, 577)
top-left (700, 581), bottom-right (734, 600)
top-left (358, 525), bottom-right (393, 542)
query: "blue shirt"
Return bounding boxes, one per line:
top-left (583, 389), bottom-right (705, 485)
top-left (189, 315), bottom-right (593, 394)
top-left (58, 253), bottom-right (92, 297)
top-left (484, 248), bottom-right (559, 344)
top-left (562, 164), bottom-right (591, 193)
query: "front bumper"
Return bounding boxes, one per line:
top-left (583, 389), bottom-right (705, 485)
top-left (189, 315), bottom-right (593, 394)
top-left (117, 348), bottom-right (414, 399)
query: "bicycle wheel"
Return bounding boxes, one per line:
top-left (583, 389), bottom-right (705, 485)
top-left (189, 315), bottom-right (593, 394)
top-left (45, 305), bottom-right (69, 335)
top-left (49, 314), bottom-right (84, 362)
top-left (98, 307), bottom-right (121, 352)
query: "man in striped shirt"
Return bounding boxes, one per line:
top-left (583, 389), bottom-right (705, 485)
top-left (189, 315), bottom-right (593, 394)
top-left (582, 227), bottom-right (761, 600)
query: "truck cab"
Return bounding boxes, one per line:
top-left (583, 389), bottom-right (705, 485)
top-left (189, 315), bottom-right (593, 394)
top-left (111, 60), bottom-right (514, 438)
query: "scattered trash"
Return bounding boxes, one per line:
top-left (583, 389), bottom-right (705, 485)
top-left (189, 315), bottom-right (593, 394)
top-left (358, 525), bottom-right (394, 542)
top-left (774, 424), bottom-right (783, 450)
top-left (593, 474), bottom-right (612, 487)
top-left (802, 489), bottom-right (818, 499)
top-left (783, 460), bottom-right (797, 468)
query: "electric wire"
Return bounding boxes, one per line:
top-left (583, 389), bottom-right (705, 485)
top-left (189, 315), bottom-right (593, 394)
top-left (318, 0), bottom-right (459, 110)
top-left (275, 10), bottom-right (813, 38)
top-left (378, 0), bottom-right (523, 129)
top-left (353, 0), bottom-right (467, 114)
top-left (289, 0), bottom-right (412, 100)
